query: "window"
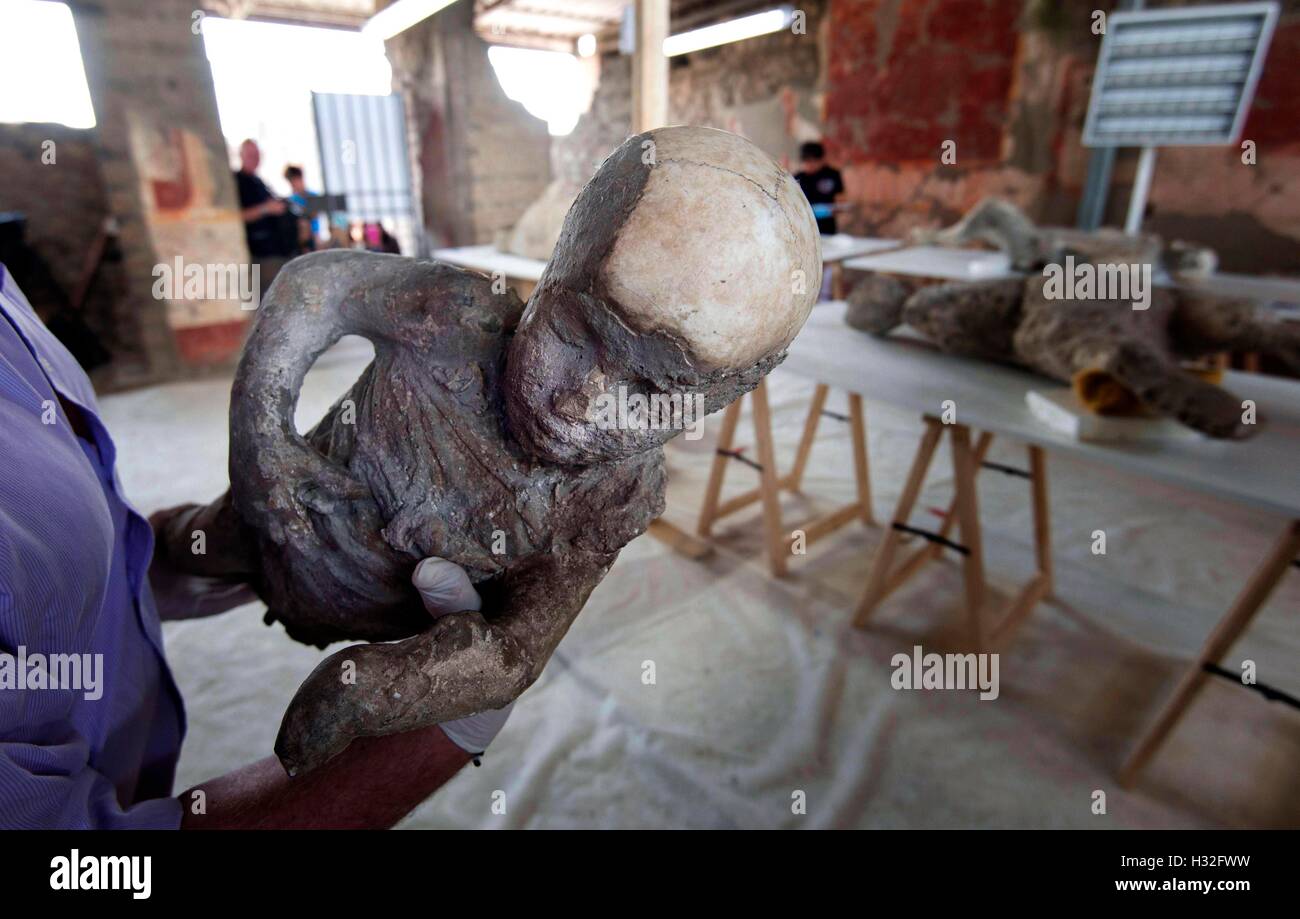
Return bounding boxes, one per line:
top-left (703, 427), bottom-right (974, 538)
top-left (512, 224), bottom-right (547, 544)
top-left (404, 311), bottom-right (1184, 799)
top-left (0, 1), bottom-right (96, 128)
top-left (487, 46), bottom-right (594, 136)
top-left (201, 16), bottom-right (392, 196)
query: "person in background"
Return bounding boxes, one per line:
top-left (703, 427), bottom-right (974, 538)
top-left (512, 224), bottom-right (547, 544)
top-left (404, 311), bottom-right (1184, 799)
top-left (794, 141), bottom-right (844, 236)
top-left (234, 140), bottom-right (294, 288)
top-left (283, 164), bottom-right (310, 210)
top-left (283, 165), bottom-right (319, 253)
top-left (363, 222), bottom-right (402, 256)
top-left (794, 141), bottom-right (848, 300)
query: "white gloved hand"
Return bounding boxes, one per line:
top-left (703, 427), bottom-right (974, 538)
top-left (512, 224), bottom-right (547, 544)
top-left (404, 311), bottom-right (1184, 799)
top-left (412, 558), bottom-right (514, 757)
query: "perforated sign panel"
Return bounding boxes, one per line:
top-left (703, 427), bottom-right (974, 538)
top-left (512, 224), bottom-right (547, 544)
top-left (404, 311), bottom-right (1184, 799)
top-left (1082, 2), bottom-right (1279, 147)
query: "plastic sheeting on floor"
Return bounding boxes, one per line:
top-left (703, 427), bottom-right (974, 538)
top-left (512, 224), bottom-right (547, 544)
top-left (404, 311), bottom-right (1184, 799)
top-left (97, 334), bottom-right (1300, 828)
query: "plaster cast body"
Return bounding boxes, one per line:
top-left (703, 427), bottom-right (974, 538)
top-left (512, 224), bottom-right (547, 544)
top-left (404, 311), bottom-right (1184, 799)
top-left (847, 199), bottom-right (1300, 438)
top-left (494, 178), bottom-right (576, 260)
top-left (156, 127), bottom-right (820, 774)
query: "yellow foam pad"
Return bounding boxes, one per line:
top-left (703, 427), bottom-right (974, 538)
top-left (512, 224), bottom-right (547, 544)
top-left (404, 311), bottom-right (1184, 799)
top-left (1072, 368), bottom-right (1140, 416)
top-left (1072, 364), bottom-right (1225, 416)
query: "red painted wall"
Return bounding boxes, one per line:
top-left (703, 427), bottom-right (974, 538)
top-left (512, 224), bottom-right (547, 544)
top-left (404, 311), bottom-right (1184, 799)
top-left (819, 0), bottom-right (1300, 274)
top-left (825, 0), bottom-right (1022, 165)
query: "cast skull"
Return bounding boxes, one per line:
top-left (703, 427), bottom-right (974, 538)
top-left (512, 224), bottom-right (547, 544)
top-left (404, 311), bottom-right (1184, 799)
top-left (507, 125), bottom-right (820, 464)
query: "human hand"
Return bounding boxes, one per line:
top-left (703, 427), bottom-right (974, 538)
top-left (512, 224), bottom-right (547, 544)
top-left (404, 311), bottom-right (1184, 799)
top-left (262, 199), bottom-right (287, 217)
top-left (412, 558), bottom-right (515, 757)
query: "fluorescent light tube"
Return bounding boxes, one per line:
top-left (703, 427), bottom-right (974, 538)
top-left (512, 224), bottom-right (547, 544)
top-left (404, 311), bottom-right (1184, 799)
top-left (362, 0), bottom-right (457, 41)
top-left (663, 7), bottom-right (793, 57)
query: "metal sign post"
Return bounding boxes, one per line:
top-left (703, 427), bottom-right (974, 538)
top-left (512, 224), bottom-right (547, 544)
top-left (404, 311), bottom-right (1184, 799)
top-left (1124, 145), bottom-right (1157, 234)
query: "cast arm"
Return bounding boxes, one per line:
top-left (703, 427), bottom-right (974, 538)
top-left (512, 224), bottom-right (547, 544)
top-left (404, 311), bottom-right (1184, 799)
top-left (273, 549), bottom-right (611, 775)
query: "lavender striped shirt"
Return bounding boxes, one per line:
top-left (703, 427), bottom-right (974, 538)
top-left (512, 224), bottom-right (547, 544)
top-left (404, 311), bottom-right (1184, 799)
top-left (0, 265), bottom-right (184, 829)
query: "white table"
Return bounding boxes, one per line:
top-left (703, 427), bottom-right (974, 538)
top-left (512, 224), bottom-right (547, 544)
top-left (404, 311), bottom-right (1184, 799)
top-left (433, 239), bottom-right (906, 302)
top-left (844, 244), bottom-right (1300, 308)
top-left (432, 245), bottom-right (547, 297)
top-left (842, 245), bottom-right (1020, 281)
top-left (820, 235), bottom-right (902, 263)
top-left (782, 301), bottom-right (1300, 783)
top-left (820, 236), bottom-right (903, 299)
top-left (790, 304), bottom-right (1300, 520)
top-left (1174, 271), bottom-right (1300, 306)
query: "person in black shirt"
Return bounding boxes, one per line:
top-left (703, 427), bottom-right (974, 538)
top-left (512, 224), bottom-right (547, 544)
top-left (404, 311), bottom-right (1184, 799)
top-left (234, 140), bottom-right (290, 257)
top-left (794, 141), bottom-right (844, 236)
top-left (234, 139), bottom-right (303, 293)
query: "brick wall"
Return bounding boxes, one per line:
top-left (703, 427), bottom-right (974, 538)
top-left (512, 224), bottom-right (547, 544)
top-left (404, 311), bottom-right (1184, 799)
top-left (0, 123), bottom-right (130, 363)
top-left (821, 0), bottom-right (1032, 236)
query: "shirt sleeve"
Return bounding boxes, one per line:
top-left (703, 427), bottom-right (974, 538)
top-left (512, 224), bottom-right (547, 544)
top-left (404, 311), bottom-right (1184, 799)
top-left (0, 584), bottom-right (181, 830)
top-left (0, 722), bottom-right (183, 830)
top-left (0, 273), bottom-right (185, 830)
top-left (0, 462), bottom-right (184, 831)
top-left (0, 491), bottom-right (182, 830)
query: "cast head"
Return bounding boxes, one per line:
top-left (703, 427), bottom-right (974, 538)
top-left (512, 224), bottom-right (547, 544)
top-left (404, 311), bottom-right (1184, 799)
top-left (504, 126), bottom-right (821, 466)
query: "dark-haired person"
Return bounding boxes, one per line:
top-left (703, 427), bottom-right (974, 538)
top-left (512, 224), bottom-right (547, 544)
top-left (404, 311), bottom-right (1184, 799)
top-left (283, 164), bottom-right (309, 207)
top-left (283, 164), bottom-right (320, 252)
top-left (793, 142), bottom-right (844, 236)
top-left (794, 142), bottom-right (846, 298)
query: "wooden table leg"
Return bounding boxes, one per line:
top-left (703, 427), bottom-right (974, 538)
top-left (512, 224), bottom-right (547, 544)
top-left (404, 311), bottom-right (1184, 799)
top-left (1028, 445), bottom-right (1053, 591)
top-left (990, 444), bottom-right (1054, 643)
top-left (848, 393), bottom-right (875, 525)
top-left (1119, 518), bottom-right (1300, 787)
top-left (787, 384), bottom-right (828, 492)
top-left (853, 418), bottom-right (944, 627)
top-left (647, 518), bottom-right (714, 559)
top-left (694, 383), bottom-right (875, 576)
top-left (697, 397), bottom-right (744, 537)
top-left (749, 380), bottom-right (788, 577)
top-left (882, 432), bottom-right (993, 600)
top-left (949, 424), bottom-right (987, 649)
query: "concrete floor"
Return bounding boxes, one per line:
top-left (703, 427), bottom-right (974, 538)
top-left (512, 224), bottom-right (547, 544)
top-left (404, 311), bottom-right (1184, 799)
top-left (98, 332), bottom-right (1300, 828)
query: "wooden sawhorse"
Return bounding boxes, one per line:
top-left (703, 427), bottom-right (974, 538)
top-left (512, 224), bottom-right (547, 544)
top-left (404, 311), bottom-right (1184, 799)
top-left (851, 417), bottom-right (1054, 650)
top-left (1119, 519), bottom-right (1300, 785)
top-left (696, 379), bottom-right (875, 577)
top-left (646, 517), bottom-right (714, 560)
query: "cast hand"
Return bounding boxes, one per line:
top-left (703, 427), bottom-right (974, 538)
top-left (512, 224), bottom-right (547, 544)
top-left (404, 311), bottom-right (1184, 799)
top-left (148, 505), bottom-right (258, 621)
top-left (412, 558), bottom-right (515, 756)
